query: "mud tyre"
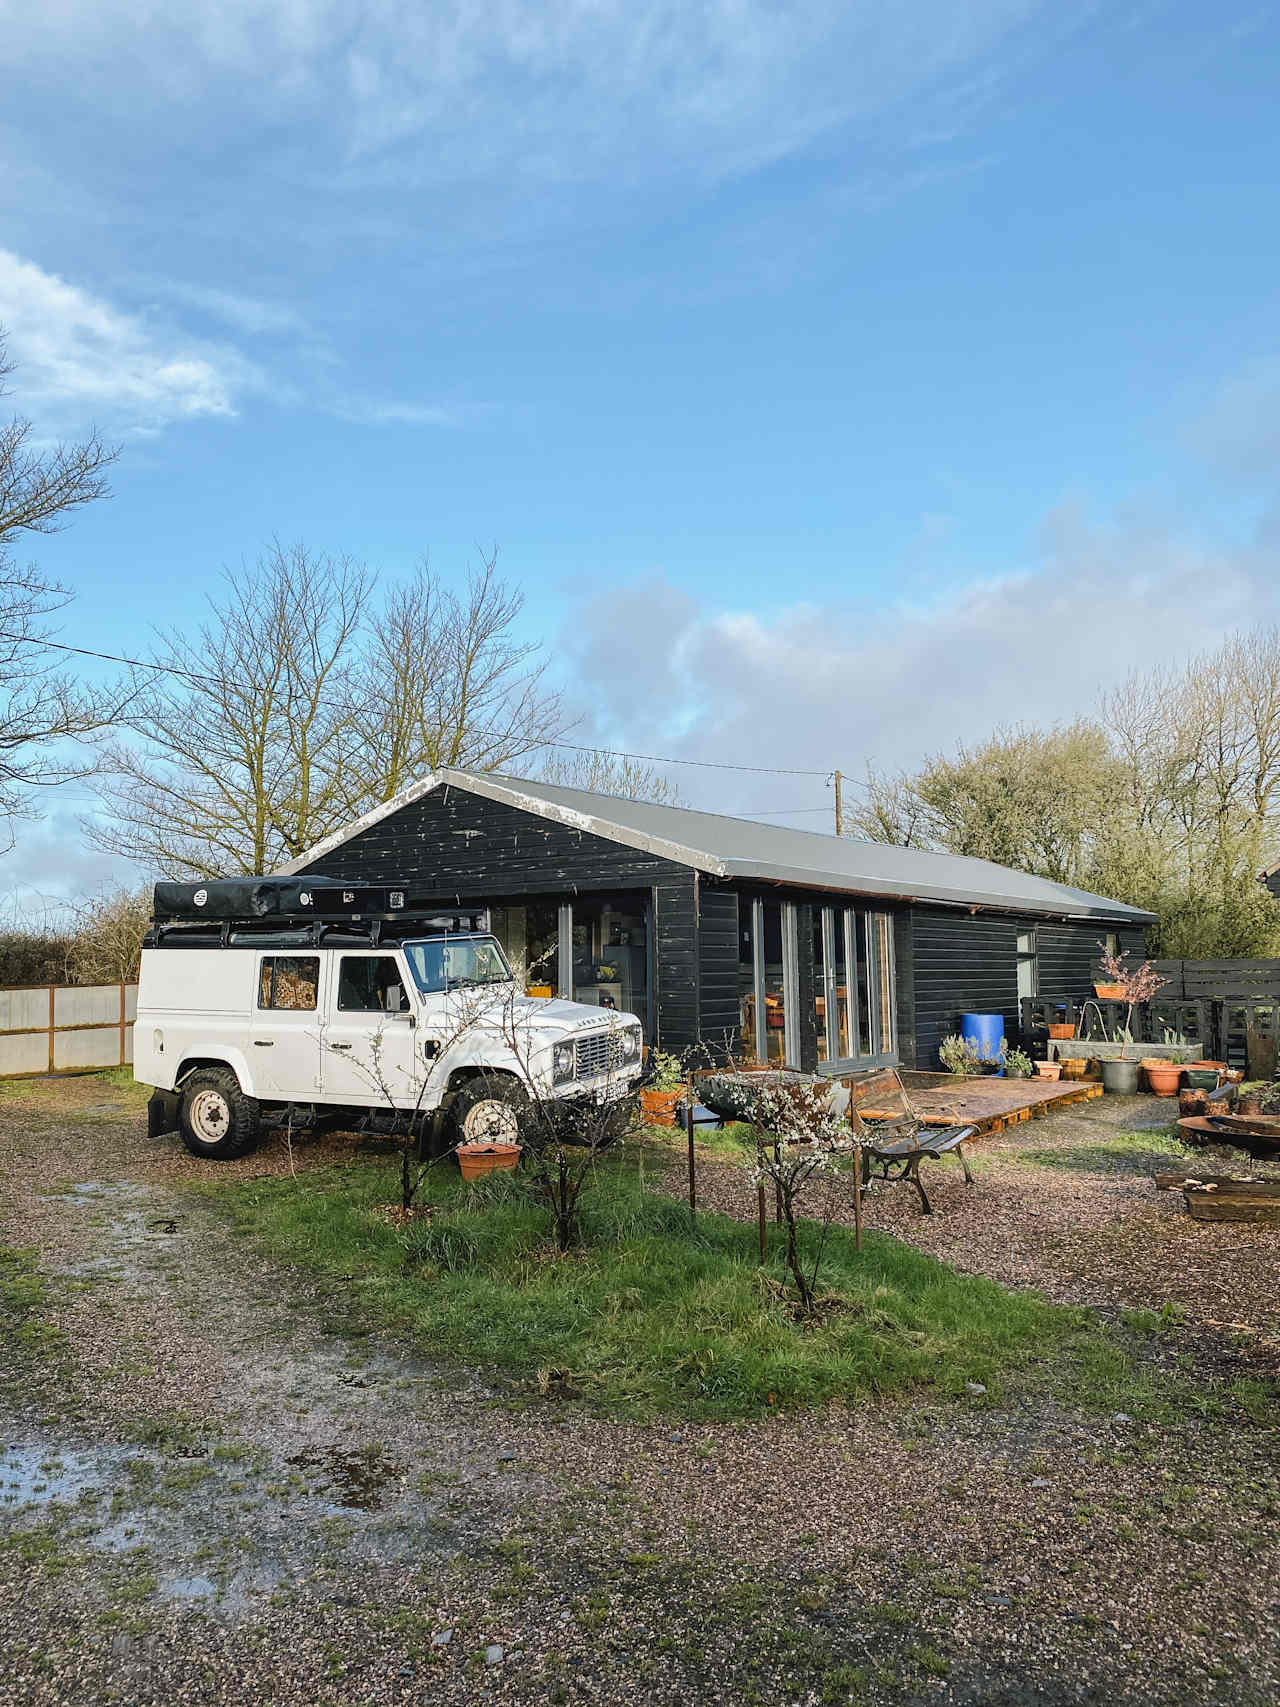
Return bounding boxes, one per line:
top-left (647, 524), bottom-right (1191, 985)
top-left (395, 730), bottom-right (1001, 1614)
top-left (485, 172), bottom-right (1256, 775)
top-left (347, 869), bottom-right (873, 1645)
top-left (449, 1075), bottom-right (529, 1148)
top-left (178, 1067), bottom-right (260, 1160)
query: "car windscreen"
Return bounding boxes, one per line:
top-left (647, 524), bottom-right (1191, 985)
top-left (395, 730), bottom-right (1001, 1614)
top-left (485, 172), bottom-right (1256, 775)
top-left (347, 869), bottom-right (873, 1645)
top-left (402, 935), bottom-right (514, 995)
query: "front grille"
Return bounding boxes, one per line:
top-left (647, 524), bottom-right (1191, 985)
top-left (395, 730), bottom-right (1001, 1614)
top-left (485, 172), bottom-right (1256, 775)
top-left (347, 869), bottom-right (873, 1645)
top-left (574, 1031), bottom-right (612, 1078)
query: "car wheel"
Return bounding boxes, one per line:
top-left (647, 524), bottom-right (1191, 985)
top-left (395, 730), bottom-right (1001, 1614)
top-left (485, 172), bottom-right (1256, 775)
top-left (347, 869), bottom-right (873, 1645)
top-left (178, 1067), bottom-right (260, 1160)
top-left (450, 1076), bottom-right (528, 1146)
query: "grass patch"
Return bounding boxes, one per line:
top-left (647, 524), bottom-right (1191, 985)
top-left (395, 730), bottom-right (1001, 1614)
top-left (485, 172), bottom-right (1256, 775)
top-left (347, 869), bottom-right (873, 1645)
top-left (203, 1146), bottom-right (1161, 1421)
top-left (1019, 1128), bottom-right (1195, 1176)
top-left (0, 1247), bottom-right (67, 1381)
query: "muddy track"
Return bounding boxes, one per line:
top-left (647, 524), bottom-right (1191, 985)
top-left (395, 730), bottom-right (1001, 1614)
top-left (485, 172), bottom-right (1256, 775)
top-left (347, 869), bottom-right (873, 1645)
top-left (1, 1079), bottom-right (1277, 1706)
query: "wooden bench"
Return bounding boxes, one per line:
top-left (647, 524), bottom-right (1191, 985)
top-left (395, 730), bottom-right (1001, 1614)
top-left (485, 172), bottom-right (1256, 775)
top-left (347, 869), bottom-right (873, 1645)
top-left (860, 1124), bottom-right (976, 1214)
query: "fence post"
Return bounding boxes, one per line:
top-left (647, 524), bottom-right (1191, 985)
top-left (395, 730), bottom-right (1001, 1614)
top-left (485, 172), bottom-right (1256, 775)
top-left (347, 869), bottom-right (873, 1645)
top-left (47, 985), bottom-right (54, 1074)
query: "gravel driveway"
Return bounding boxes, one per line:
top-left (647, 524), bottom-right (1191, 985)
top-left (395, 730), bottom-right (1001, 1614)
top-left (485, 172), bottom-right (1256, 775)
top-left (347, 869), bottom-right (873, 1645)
top-left (1, 1073), bottom-right (1276, 1707)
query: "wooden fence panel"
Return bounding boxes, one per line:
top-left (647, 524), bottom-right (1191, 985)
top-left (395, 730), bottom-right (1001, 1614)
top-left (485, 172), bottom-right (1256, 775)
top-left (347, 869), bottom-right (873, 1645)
top-left (0, 982), bottom-right (137, 1078)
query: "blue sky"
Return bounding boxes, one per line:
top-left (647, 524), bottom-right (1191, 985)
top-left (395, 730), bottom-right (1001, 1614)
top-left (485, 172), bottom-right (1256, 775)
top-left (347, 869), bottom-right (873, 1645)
top-left (2, 1), bottom-right (1279, 903)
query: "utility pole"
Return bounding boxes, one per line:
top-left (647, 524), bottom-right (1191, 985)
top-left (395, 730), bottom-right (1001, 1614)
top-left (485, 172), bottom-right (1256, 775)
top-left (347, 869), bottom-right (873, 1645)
top-left (834, 769), bottom-right (843, 837)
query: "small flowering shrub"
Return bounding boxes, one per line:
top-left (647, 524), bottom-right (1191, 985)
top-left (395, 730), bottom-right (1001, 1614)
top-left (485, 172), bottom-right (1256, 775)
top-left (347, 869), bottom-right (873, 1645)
top-left (746, 1076), bottom-right (858, 1316)
top-left (939, 1033), bottom-right (984, 1075)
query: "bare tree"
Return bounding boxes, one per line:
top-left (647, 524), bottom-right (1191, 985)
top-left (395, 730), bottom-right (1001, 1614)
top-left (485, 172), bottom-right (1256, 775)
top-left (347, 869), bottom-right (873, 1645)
top-left (539, 749), bottom-right (684, 804)
top-left (0, 330), bottom-right (119, 846)
top-left (91, 543), bottom-right (370, 876)
top-left (348, 551), bottom-right (564, 807)
top-left (92, 544), bottom-right (567, 877)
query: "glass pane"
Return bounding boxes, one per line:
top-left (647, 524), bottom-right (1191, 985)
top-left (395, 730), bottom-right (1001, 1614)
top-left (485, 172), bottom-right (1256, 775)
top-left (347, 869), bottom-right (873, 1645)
top-left (738, 904), bottom-right (758, 1064)
top-left (490, 903), bottom-right (561, 995)
top-left (855, 913), bottom-right (872, 1056)
top-left (337, 956), bottom-right (411, 1011)
top-left (832, 910), bottom-right (851, 1060)
top-left (812, 910), bottom-right (828, 1062)
top-left (761, 902), bottom-right (787, 1064)
top-left (568, 896), bottom-right (649, 1032)
top-left (869, 913), bottom-right (894, 1055)
top-left (259, 955), bottom-right (319, 1011)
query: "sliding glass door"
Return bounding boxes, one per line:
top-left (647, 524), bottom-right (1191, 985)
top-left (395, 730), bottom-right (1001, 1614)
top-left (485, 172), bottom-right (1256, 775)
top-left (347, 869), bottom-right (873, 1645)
top-left (811, 904), bottom-right (896, 1070)
top-left (739, 897), bottom-right (895, 1070)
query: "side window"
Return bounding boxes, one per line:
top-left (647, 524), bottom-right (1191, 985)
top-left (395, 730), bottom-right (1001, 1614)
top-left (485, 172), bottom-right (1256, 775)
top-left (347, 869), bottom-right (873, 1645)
top-left (337, 956), bottom-right (409, 1013)
top-left (258, 956), bottom-right (320, 1011)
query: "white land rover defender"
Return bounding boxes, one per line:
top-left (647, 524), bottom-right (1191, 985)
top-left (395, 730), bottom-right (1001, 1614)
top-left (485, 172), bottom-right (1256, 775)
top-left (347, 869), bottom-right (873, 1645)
top-left (135, 878), bottom-right (645, 1159)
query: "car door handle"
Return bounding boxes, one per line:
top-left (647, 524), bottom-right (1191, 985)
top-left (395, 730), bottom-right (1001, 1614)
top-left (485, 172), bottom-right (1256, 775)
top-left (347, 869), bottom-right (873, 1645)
top-left (329, 1042), bottom-right (352, 1051)
top-left (253, 1040), bottom-right (274, 1047)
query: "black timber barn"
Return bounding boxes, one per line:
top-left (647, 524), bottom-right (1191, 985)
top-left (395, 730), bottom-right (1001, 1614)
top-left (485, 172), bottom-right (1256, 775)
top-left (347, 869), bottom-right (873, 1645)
top-left (281, 770), bottom-right (1153, 1074)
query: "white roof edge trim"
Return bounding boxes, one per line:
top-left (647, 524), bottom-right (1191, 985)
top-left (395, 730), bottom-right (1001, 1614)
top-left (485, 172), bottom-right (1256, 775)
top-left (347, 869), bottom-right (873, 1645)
top-left (273, 768), bottom-right (731, 880)
top-left (272, 771), bottom-right (446, 875)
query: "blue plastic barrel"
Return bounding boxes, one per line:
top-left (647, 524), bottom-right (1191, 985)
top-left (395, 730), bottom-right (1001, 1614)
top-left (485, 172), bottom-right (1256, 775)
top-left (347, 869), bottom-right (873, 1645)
top-left (961, 1012), bottom-right (1005, 1069)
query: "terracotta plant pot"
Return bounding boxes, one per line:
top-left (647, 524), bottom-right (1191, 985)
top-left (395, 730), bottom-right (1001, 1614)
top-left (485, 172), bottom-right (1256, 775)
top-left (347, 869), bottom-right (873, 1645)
top-left (640, 1087), bottom-right (684, 1127)
top-left (1035, 1060), bottom-right (1062, 1080)
top-left (1094, 983), bottom-right (1126, 1001)
top-left (1144, 1063), bottom-right (1182, 1097)
top-left (1047, 1023), bottom-right (1076, 1040)
top-left (457, 1143), bottom-right (522, 1181)
top-left (1060, 1058), bottom-right (1088, 1080)
top-left (1189, 1060), bottom-right (1226, 1073)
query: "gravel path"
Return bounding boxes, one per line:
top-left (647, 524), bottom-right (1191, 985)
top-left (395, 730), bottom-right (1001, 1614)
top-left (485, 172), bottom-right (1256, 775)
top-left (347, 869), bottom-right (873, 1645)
top-left (1, 1073), bottom-right (1276, 1706)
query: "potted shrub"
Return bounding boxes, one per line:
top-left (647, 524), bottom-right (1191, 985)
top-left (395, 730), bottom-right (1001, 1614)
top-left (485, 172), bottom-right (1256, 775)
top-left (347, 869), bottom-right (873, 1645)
top-left (1092, 946), bottom-right (1167, 1094)
top-left (939, 1034), bottom-right (983, 1075)
top-left (640, 1050), bottom-right (686, 1125)
top-left (1003, 1046), bottom-right (1034, 1078)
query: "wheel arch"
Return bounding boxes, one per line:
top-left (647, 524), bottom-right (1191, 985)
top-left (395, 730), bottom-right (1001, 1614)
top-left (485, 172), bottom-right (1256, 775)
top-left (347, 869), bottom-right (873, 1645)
top-left (175, 1052), bottom-right (255, 1094)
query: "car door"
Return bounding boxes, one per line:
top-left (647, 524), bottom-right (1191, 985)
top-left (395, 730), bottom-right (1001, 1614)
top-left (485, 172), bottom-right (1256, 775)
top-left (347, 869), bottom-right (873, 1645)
top-left (321, 952), bottom-right (422, 1107)
top-left (252, 953), bottom-right (325, 1097)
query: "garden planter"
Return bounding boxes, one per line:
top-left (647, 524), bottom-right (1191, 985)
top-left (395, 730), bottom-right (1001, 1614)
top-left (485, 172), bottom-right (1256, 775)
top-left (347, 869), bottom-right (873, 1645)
top-left (1238, 1094), bottom-right (1263, 1116)
top-left (1094, 983), bottom-right (1125, 1001)
top-left (1184, 1068), bottom-right (1220, 1092)
top-left (1035, 1060), bottom-right (1062, 1080)
top-left (457, 1143), bottom-right (522, 1181)
top-left (1143, 1062), bottom-right (1182, 1096)
top-left (1179, 1087), bottom-right (1208, 1116)
top-left (1100, 1059), bottom-right (1141, 1095)
top-left (1060, 1058), bottom-right (1088, 1080)
top-left (640, 1087), bottom-right (684, 1126)
top-left (1047, 1023), bottom-right (1076, 1040)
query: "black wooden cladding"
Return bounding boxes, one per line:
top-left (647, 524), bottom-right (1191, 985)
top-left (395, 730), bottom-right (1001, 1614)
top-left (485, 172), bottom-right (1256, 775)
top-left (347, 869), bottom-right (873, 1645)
top-left (906, 909), bottom-right (1145, 1069)
top-left (653, 873), bottom-right (700, 1052)
top-left (299, 783), bottom-right (687, 898)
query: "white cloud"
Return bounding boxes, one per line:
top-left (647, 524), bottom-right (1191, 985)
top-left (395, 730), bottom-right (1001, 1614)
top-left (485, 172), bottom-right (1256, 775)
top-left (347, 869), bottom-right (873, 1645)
top-left (0, 249), bottom-right (263, 429)
top-left (557, 500), bottom-right (1280, 820)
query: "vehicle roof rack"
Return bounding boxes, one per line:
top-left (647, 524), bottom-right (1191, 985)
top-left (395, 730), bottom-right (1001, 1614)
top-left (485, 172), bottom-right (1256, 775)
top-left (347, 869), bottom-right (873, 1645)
top-left (151, 877), bottom-right (487, 932)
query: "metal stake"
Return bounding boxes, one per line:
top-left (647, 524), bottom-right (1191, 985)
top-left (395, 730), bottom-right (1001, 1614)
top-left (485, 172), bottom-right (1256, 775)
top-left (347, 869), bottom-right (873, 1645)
top-left (685, 1088), bottom-right (696, 1219)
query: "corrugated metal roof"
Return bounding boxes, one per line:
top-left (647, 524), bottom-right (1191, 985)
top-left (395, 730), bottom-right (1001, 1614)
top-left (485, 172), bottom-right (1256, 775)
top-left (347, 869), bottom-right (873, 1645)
top-left (279, 767), bottom-right (1156, 923)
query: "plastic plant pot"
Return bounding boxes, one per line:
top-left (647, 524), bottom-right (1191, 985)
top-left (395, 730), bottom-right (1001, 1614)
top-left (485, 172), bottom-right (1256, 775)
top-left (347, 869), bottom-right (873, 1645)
top-left (1100, 1059), bottom-right (1141, 1095)
top-left (1035, 1060), bottom-right (1062, 1080)
top-left (1184, 1068), bottom-right (1220, 1092)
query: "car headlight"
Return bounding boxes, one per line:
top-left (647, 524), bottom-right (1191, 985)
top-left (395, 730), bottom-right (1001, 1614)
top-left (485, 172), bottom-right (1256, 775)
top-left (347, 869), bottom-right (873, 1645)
top-left (618, 1027), bottom-right (642, 1065)
top-left (553, 1041), bottom-right (576, 1083)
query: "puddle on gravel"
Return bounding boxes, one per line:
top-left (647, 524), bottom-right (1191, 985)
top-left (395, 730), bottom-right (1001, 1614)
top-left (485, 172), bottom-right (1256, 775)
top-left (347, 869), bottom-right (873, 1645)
top-left (285, 1446), bottom-right (404, 1511)
top-left (0, 1446), bottom-right (107, 1507)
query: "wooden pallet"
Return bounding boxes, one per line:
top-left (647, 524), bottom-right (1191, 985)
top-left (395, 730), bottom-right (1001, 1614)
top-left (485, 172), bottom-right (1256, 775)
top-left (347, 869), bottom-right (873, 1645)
top-left (864, 1078), bottom-right (1104, 1136)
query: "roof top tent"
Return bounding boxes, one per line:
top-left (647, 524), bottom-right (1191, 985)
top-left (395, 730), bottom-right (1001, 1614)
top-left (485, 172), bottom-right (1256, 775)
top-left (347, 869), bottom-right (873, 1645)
top-left (147, 878), bottom-right (489, 951)
top-left (275, 768), bottom-right (1155, 1073)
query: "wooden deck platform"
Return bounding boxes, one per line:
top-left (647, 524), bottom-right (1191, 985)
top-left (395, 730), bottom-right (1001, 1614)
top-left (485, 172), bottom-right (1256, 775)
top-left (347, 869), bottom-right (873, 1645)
top-left (887, 1071), bottom-right (1105, 1135)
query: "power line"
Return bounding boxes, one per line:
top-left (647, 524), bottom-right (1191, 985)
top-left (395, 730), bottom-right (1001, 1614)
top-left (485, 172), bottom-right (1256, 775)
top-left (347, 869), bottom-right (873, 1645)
top-left (2, 630), bottom-right (836, 781)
